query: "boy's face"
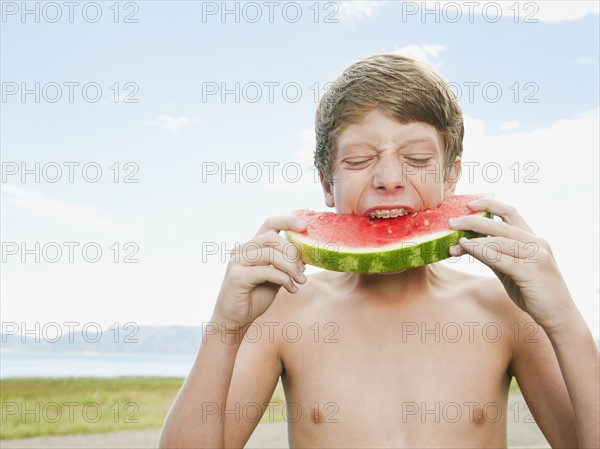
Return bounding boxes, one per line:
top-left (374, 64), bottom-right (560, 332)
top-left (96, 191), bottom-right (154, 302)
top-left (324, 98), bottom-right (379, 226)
top-left (321, 109), bottom-right (461, 216)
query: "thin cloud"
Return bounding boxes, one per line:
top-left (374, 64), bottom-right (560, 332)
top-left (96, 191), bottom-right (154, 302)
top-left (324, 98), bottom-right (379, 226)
top-left (144, 114), bottom-right (201, 133)
top-left (1, 184), bottom-right (132, 234)
top-left (295, 127), bottom-right (316, 165)
top-left (531, 1), bottom-right (599, 22)
top-left (576, 107), bottom-right (600, 119)
top-left (499, 121), bottom-right (521, 131)
top-left (393, 44), bottom-right (445, 66)
top-left (337, 1), bottom-right (388, 22)
top-left (259, 128), bottom-right (320, 193)
top-left (575, 58), bottom-right (598, 65)
top-left (416, 1), bottom-right (598, 23)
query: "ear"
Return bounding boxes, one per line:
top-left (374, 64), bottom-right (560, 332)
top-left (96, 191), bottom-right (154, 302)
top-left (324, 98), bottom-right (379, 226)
top-left (443, 157), bottom-right (462, 198)
top-left (320, 172), bottom-right (335, 208)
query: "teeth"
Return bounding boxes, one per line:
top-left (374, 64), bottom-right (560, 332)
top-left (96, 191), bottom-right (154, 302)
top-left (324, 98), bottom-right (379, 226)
top-left (368, 208), bottom-right (410, 219)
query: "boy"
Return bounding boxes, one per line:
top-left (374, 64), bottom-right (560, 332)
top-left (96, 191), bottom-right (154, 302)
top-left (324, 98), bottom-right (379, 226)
top-left (159, 54), bottom-right (599, 448)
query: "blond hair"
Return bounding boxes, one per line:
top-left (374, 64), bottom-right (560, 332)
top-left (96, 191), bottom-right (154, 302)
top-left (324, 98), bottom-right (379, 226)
top-left (314, 54), bottom-right (463, 181)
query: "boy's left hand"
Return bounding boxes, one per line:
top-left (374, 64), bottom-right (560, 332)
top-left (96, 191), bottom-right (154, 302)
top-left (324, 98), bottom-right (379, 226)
top-left (448, 197), bottom-right (578, 335)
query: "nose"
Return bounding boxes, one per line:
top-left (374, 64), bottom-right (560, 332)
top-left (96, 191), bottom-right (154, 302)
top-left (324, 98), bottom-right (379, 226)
top-left (372, 156), bottom-right (406, 192)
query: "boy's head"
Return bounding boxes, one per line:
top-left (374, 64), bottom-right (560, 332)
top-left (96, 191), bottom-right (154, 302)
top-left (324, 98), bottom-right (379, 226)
top-left (314, 54), bottom-right (463, 183)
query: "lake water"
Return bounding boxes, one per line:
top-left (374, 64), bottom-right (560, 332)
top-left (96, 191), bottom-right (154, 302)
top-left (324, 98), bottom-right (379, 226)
top-left (0, 352), bottom-right (196, 378)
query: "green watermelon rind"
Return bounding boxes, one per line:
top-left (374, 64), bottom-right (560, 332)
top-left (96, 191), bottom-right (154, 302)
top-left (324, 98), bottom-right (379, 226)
top-left (286, 212), bottom-right (492, 273)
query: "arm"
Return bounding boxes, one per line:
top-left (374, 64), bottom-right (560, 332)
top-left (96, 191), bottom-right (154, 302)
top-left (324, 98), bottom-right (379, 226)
top-left (158, 326), bottom-right (244, 448)
top-left (543, 311), bottom-right (599, 447)
top-left (508, 313), bottom-right (579, 447)
top-left (159, 216), bottom-right (307, 448)
top-left (449, 198), bottom-right (599, 447)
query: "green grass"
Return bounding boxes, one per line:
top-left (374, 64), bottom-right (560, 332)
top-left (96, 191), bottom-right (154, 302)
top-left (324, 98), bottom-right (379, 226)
top-left (2, 376), bottom-right (518, 440)
top-left (0, 376), bottom-right (286, 440)
top-left (0, 377), bottom-right (184, 440)
top-left (509, 377), bottom-right (522, 395)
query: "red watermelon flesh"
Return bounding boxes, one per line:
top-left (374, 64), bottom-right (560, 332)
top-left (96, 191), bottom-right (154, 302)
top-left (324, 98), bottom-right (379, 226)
top-left (286, 193), bottom-right (492, 273)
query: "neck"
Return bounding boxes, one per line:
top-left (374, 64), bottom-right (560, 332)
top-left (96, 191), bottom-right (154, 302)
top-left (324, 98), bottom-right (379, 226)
top-left (346, 263), bottom-right (444, 303)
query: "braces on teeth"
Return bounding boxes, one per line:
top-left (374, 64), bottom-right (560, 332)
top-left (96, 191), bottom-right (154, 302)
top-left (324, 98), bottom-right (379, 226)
top-left (368, 208), bottom-right (409, 219)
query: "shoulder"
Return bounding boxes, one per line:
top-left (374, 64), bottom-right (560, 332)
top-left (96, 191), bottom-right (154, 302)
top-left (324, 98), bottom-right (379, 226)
top-left (254, 269), bottom-right (361, 337)
top-left (268, 269), bottom-right (347, 316)
top-left (434, 263), bottom-right (500, 290)
top-left (435, 264), bottom-right (547, 353)
top-left (433, 263), bottom-right (504, 299)
top-left (433, 263), bottom-right (524, 320)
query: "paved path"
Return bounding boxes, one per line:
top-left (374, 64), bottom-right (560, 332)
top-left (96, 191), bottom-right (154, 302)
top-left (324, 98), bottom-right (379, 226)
top-left (1, 424), bottom-right (287, 449)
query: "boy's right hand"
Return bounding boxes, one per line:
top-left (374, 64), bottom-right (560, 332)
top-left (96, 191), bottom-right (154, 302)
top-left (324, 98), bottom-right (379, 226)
top-left (211, 216), bottom-right (308, 335)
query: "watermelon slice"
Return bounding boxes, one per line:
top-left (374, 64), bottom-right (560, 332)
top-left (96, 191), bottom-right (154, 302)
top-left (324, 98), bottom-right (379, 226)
top-left (285, 193), bottom-right (493, 273)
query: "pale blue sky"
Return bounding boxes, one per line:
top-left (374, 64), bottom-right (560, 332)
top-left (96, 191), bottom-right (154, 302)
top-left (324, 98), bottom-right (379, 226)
top-left (1, 1), bottom-right (598, 336)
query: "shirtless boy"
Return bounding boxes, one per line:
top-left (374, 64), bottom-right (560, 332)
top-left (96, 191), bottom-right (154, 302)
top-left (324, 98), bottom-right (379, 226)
top-left (160, 54), bottom-right (599, 448)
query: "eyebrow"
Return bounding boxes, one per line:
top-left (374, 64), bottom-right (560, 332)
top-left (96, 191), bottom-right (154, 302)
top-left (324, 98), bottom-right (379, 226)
top-left (339, 137), bottom-right (438, 153)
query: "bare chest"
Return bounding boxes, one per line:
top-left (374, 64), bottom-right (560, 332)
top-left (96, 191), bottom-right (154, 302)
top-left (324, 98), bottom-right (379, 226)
top-left (279, 305), bottom-right (512, 447)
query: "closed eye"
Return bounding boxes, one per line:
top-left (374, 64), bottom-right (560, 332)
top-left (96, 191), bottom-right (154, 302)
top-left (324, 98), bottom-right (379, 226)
top-left (405, 157), bottom-right (432, 166)
top-left (343, 158), bottom-right (374, 168)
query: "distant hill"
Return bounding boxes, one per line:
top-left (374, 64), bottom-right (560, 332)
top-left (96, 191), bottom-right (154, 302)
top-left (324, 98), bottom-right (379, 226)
top-left (0, 325), bottom-right (204, 355)
top-left (2, 326), bottom-right (598, 355)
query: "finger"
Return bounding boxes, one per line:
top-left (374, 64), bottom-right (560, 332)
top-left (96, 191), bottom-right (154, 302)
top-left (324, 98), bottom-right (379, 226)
top-left (448, 244), bottom-right (466, 257)
top-left (243, 265), bottom-right (300, 294)
top-left (255, 215), bottom-right (307, 237)
top-left (465, 198), bottom-right (533, 233)
top-left (457, 236), bottom-right (546, 271)
top-left (236, 245), bottom-right (306, 284)
top-left (236, 232), bottom-right (303, 266)
top-left (449, 215), bottom-right (535, 244)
